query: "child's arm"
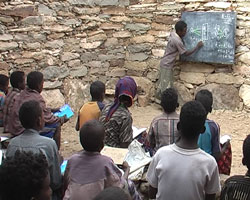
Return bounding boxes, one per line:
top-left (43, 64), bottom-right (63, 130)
top-left (148, 185), bottom-right (158, 199)
top-left (122, 161), bottom-right (130, 180)
top-left (205, 193), bottom-right (216, 200)
top-left (183, 41), bottom-right (203, 56)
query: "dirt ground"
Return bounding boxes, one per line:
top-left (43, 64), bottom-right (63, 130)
top-left (60, 104), bottom-right (250, 176)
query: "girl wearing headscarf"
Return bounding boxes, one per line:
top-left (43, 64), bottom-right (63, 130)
top-left (99, 76), bottom-right (137, 148)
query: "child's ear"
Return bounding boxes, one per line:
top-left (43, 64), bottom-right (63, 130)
top-left (177, 122), bottom-right (180, 131)
top-left (242, 157), bottom-right (246, 166)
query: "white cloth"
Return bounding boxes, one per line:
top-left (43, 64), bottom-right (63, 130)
top-left (147, 144), bottom-right (220, 200)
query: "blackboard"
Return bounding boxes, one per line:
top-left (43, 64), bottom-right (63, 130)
top-left (180, 12), bottom-right (236, 64)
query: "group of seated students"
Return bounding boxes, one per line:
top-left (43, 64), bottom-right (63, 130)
top-left (0, 71), bottom-right (248, 200)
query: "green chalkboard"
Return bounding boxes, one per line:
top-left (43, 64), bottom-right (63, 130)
top-left (180, 12), bottom-right (236, 64)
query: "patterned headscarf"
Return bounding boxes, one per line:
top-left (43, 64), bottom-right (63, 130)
top-left (105, 76), bottom-right (137, 121)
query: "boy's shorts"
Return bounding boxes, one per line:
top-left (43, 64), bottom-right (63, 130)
top-left (39, 123), bottom-right (59, 138)
top-left (156, 67), bottom-right (173, 100)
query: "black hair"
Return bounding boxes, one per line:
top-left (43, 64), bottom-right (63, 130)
top-left (179, 101), bottom-right (206, 140)
top-left (161, 88), bottom-right (178, 113)
top-left (0, 151), bottom-right (49, 200)
top-left (10, 71), bottom-right (25, 88)
top-left (19, 100), bottom-right (42, 129)
top-left (175, 21), bottom-right (187, 32)
top-left (27, 71), bottom-right (43, 90)
top-left (80, 120), bottom-right (105, 152)
top-left (90, 81), bottom-right (105, 101)
top-left (0, 74), bottom-right (9, 88)
top-left (94, 187), bottom-right (131, 200)
top-left (243, 135), bottom-right (250, 169)
top-left (195, 89), bottom-right (213, 114)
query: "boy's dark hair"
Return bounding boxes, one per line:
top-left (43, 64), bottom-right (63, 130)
top-left (10, 71), bottom-right (25, 88)
top-left (161, 88), bottom-right (178, 113)
top-left (19, 100), bottom-right (42, 129)
top-left (179, 101), bottom-right (206, 140)
top-left (0, 74), bottom-right (9, 87)
top-left (0, 151), bottom-right (48, 200)
top-left (80, 120), bottom-right (105, 152)
top-left (195, 89), bottom-right (213, 114)
top-left (94, 187), bottom-right (131, 200)
top-left (175, 21), bottom-right (187, 32)
top-left (243, 135), bottom-right (250, 169)
top-left (90, 81), bottom-right (105, 101)
top-left (27, 71), bottom-right (43, 90)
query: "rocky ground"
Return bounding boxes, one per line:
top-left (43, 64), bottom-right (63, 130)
top-left (61, 104), bottom-right (250, 176)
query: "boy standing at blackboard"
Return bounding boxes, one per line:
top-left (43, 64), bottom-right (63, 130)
top-left (156, 21), bottom-right (203, 100)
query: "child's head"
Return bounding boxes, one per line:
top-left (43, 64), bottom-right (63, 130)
top-left (10, 71), bottom-right (25, 90)
top-left (94, 187), bottom-right (131, 200)
top-left (178, 101), bottom-right (206, 140)
top-left (27, 71), bottom-right (44, 93)
top-left (19, 100), bottom-right (44, 131)
top-left (195, 89), bottom-right (213, 115)
top-left (80, 120), bottom-right (105, 152)
top-left (161, 88), bottom-right (178, 113)
top-left (0, 74), bottom-right (9, 94)
top-left (0, 151), bottom-right (51, 200)
top-left (90, 81), bottom-right (105, 102)
top-left (242, 135), bottom-right (250, 169)
top-left (175, 20), bottom-right (187, 38)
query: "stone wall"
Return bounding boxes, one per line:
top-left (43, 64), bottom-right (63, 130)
top-left (0, 0), bottom-right (249, 111)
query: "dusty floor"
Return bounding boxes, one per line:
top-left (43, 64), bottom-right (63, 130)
top-left (60, 104), bottom-right (250, 176)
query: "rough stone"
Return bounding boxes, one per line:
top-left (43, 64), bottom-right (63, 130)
top-left (130, 35), bottom-right (155, 44)
top-left (198, 83), bottom-right (240, 110)
top-left (107, 68), bottom-right (126, 77)
top-left (132, 76), bottom-right (153, 98)
top-left (42, 66), bottom-right (70, 80)
top-left (180, 72), bottom-right (205, 85)
top-left (0, 16), bottom-right (14, 23)
top-left (80, 52), bottom-right (97, 62)
top-left (21, 16), bottom-right (43, 25)
top-left (147, 70), bottom-right (158, 81)
top-left (128, 44), bottom-right (151, 53)
top-left (15, 58), bottom-right (34, 65)
top-left (0, 34), bottom-right (13, 41)
top-left (104, 38), bottom-right (119, 47)
top-left (25, 42), bottom-right (41, 50)
top-left (0, 5), bottom-right (36, 18)
top-left (43, 81), bottom-right (63, 89)
top-left (154, 15), bottom-right (174, 24)
top-left (239, 84), bottom-right (250, 108)
top-left (124, 61), bottom-right (147, 72)
top-left (62, 19), bottom-right (82, 26)
top-left (234, 65), bottom-right (250, 76)
top-left (138, 94), bottom-right (150, 107)
top-left (41, 89), bottom-right (65, 108)
top-left (100, 23), bottom-right (123, 30)
top-left (238, 52), bottom-right (250, 65)
top-left (174, 82), bottom-right (193, 106)
top-left (44, 25), bottom-right (73, 32)
top-left (80, 41), bottom-right (102, 49)
top-left (148, 59), bottom-right (160, 69)
top-left (68, 59), bottom-right (81, 68)
top-left (113, 31), bottom-right (132, 38)
top-left (45, 40), bottom-right (64, 49)
top-left (128, 53), bottom-right (149, 61)
top-left (61, 52), bottom-right (80, 62)
top-left (110, 16), bottom-right (130, 22)
top-left (38, 4), bottom-right (55, 15)
top-left (0, 42), bottom-right (18, 51)
top-left (64, 79), bottom-right (90, 112)
top-left (125, 23), bottom-right (151, 31)
top-left (70, 66), bottom-right (88, 77)
top-left (204, 2), bottom-right (231, 9)
top-left (206, 73), bottom-right (244, 85)
top-left (73, 7), bottom-right (100, 15)
top-left (152, 49), bottom-right (164, 57)
top-left (180, 63), bottom-right (215, 73)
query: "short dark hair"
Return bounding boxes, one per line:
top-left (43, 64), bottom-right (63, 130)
top-left (94, 187), bottom-right (131, 200)
top-left (0, 74), bottom-right (9, 87)
top-left (80, 120), bottom-right (105, 152)
top-left (195, 89), bottom-right (213, 114)
top-left (19, 100), bottom-right (42, 129)
top-left (179, 101), bottom-right (206, 139)
top-left (10, 71), bottom-right (25, 88)
top-left (27, 71), bottom-right (43, 90)
top-left (90, 81), bottom-right (105, 100)
top-left (0, 151), bottom-right (49, 200)
top-left (243, 135), bottom-right (250, 169)
top-left (175, 21), bottom-right (187, 32)
top-left (161, 88), bottom-right (178, 113)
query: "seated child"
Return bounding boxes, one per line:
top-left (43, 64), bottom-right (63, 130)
top-left (0, 74), bottom-right (9, 127)
top-left (94, 187), bottom-right (131, 200)
top-left (220, 135), bottom-right (250, 200)
top-left (75, 80), bottom-right (105, 131)
top-left (63, 120), bottom-right (141, 200)
top-left (3, 71), bottom-right (25, 133)
top-left (148, 88), bottom-right (179, 153)
top-left (0, 151), bottom-right (51, 200)
top-left (147, 101), bottom-right (220, 200)
top-left (8, 71), bottom-right (67, 149)
top-left (99, 76), bottom-right (137, 148)
top-left (6, 100), bottom-right (62, 200)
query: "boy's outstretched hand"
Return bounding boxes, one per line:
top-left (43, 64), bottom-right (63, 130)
top-left (197, 41), bottom-right (203, 48)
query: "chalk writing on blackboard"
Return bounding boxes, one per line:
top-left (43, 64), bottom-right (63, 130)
top-left (181, 12), bottom-right (236, 64)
